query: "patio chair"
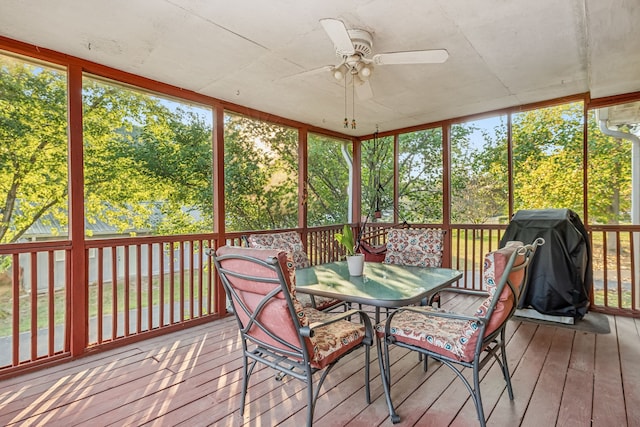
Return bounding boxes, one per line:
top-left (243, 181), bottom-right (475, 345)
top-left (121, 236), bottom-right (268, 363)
top-left (384, 228), bottom-right (446, 306)
top-left (376, 238), bottom-right (544, 426)
top-left (211, 246), bottom-right (373, 427)
top-left (247, 231), bottom-right (345, 311)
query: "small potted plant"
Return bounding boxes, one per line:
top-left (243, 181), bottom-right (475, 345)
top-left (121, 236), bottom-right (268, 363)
top-left (335, 224), bottom-right (365, 276)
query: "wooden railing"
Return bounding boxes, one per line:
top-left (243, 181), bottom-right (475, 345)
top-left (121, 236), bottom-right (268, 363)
top-left (84, 235), bottom-right (220, 346)
top-left (1, 223), bottom-right (639, 377)
top-left (0, 234), bottom-right (225, 376)
top-left (449, 225), bottom-right (507, 292)
top-left (0, 240), bottom-right (72, 371)
top-left (588, 225), bottom-right (640, 314)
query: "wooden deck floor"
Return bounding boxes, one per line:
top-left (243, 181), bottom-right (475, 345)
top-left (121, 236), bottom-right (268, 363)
top-left (1, 292), bottom-right (639, 426)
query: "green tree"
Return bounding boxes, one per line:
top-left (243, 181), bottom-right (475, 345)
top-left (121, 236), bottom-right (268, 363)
top-left (1, 55), bottom-right (215, 244)
top-left (469, 102), bottom-right (631, 225)
top-left (127, 107), bottom-right (214, 234)
top-left (0, 57), bottom-right (68, 243)
top-left (82, 78), bottom-right (214, 235)
top-left (450, 118), bottom-right (510, 224)
top-left (398, 128), bottom-right (444, 223)
top-left (223, 113), bottom-right (298, 231)
top-left (511, 103), bottom-right (585, 214)
top-left (307, 133), bottom-right (350, 226)
top-left (362, 125), bottom-right (486, 225)
top-left (361, 135), bottom-right (394, 222)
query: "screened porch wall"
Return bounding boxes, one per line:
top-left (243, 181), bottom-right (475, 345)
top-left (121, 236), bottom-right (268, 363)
top-left (1, 36), bottom-right (640, 378)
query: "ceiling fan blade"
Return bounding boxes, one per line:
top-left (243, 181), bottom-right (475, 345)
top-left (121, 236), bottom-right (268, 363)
top-left (320, 18), bottom-right (355, 56)
top-left (354, 76), bottom-right (374, 100)
top-left (372, 49), bottom-right (449, 65)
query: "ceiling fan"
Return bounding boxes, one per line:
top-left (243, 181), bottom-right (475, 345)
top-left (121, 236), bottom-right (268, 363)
top-left (315, 18), bottom-right (449, 100)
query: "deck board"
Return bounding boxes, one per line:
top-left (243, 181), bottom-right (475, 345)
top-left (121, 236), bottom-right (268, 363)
top-left (592, 316), bottom-right (627, 427)
top-left (1, 294), bottom-right (639, 426)
top-left (555, 331), bottom-right (596, 427)
top-left (449, 321), bottom-right (538, 427)
top-left (616, 316), bottom-right (640, 426)
top-left (520, 327), bottom-right (573, 427)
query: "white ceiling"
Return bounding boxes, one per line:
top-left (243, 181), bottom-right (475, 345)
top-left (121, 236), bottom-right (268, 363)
top-left (1, 0), bottom-right (639, 137)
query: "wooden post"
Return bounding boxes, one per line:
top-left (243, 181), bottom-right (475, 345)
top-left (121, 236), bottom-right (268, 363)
top-left (67, 64), bottom-right (87, 356)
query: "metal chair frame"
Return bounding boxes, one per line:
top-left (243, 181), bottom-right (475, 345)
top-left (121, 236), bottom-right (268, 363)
top-left (210, 248), bottom-right (373, 427)
top-left (377, 238), bottom-right (544, 426)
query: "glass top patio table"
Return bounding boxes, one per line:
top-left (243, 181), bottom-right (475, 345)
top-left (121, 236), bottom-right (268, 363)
top-left (295, 261), bottom-right (463, 311)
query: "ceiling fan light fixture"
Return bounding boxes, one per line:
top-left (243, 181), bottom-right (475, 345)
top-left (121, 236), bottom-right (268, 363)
top-left (333, 66), bottom-right (345, 81)
top-left (359, 65), bottom-right (372, 79)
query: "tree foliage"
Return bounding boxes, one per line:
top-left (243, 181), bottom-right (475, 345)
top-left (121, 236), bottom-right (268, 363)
top-left (1, 57), bottom-right (68, 243)
top-left (82, 78), bottom-right (214, 236)
top-left (361, 135), bottom-right (394, 222)
top-left (397, 128), bottom-right (444, 223)
top-left (511, 103), bottom-right (585, 214)
top-left (450, 122), bottom-right (508, 224)
top-left (362, 102), bottom-right (632, 226)
top-left (307, 133), bottom-right (349, 226)
top-left (1, 53), bottom-right (634, 248)
top-left (223, 113), bottom-right (298, 231)
top-left (1, 56), bottom-right (215, 243)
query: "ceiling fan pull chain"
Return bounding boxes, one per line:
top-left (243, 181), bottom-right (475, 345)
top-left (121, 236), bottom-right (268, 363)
top-left (344, 75), bottom-right (348, 128)
top-left (351, 75), bottom-right (356, 129)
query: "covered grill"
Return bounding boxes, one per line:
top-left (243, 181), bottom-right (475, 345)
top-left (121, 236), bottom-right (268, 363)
top-left (500, 209), bottom-right (592, 320)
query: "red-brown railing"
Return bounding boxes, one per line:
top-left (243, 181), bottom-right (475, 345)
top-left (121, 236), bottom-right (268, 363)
top-left (1, 223), bottom-right (639, 377)
top-left (84, 235), bottom-right (221, 346)
top-left (0, 234), bottom-right (228, 376)
top-left (306, 226), bottom-right (344, 264)
top-left (588, 225), bottom-right (639, 314)
top-left (0, 241), bottom-right (72, 371)
top-left (450, 225), bottom-right (506, 292)
top-left (232, 226), bottom-right (346, 265)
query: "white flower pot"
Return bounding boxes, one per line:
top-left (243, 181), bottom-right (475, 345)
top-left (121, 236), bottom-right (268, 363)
top-left (346, 254), bottom-right (365, 276)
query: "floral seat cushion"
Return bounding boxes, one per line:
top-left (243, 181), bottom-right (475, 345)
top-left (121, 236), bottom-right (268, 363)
top-left (375, 306), bottom-right (475, 361)
top-left (376, 241), bottom-right (524, 362)
top-left (384, 228), bottom-right (444, 267)
top-left (304, 307), bottom-right (366, 369)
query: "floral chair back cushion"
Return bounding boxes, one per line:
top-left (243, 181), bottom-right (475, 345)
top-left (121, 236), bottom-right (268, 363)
top-left (453, 240), bottom-right (525, 361)
top-left (384, 228), bottom-right (444, 267)
top-left (247, 231), bottom-right (311, 269)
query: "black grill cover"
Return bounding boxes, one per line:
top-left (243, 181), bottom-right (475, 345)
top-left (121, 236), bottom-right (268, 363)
top-left (500, 209), bottom-right (592, 319)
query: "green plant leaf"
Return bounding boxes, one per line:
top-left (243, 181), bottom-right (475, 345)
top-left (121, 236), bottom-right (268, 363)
top-left (334, 224), bottom-right (355, 255)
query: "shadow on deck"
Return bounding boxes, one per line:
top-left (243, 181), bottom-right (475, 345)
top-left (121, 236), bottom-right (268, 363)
top-left (0, 292), bottom-right (638, 426)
